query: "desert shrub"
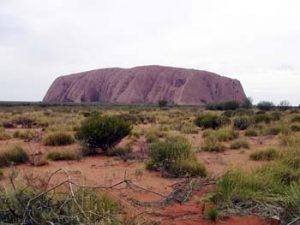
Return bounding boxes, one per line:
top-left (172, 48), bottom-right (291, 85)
top-left (158, 100), bottom-right (168, 107)
top-left (177, 123), bottom-right (198, 134)
top-left (206, 101), bottom-right (240, 111)
top-left (250, 148), bottom-right (279, 161)
top-left (257, 101), bottom-right (274, 111)
top-left (2, 121), bottom-right (14, 128)
top-left (253, 114), bottom-right (271, 124)
top-left (245, 128), bottom-right (258, 137)
top-left (270, 111), bottom-right (282, 121)
top-left (230, 139), bottom-right (250, 149)
top-left (43, 132), bottom-right (75, 146)
top-left (13, 116), bottom-right (36, 128)
top-left (13, 130), bottom-right (36, 140)
top-left (291, 116), bottom-right (300, 123)
top-left (147, 137), bottom-right (206, 177)
top-left (119, 113), bottom-right (141, 124)
top-left (106, 146), bottom-right (133, 161)
top-left (215, 127), bottom-right (238, 142)
top-left (195, 114), bottom-right (229, 129)
top-left (0, 145), bottom-right (28, 167)
top-left (145, 128), bottom-right (165, 143)
top-left (262, 126), bottom-right (281, 135)
top-left (47, 148), bottom-right (82, 161)
top-left (75, 114), bottom-right (131, 151)
top-left (233, 116), bottom-right (252, 130)
top-left (0, 127), bottom-right (11, 140)
top-left (204, 207), bottom-right (220, 221)
top-left (291, 124), bottom-right (300, 132)
top-left (202, 136), bottom-right (226, 152)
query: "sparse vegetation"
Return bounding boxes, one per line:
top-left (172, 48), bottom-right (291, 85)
top-left (47, 148), bottom-right (82, 161)
top-left (230, 139), bottom-right (250, 149)
top-left (250, 148), bottom-right (279, 161)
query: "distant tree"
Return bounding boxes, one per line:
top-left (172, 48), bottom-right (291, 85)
top-left (278, 100), bottom-right (291, 111)
top-left (257, 101), bottom-right (274, 111)
top-left (241, 97), bottom-right (253, 109)
top-left (158, 100), bottom-right (168, 108)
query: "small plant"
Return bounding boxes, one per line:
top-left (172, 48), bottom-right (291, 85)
top-left (43, 132), bottom-right (75, 146)
top-left (75, 114), bottom-right (131, 151)
top-left (230, 139), bottom-right (250, 149)
top-left (245, 128), bottom-right (258, 137)
top-left (202, 136), bottom-right (226, 152)
top-left (215, 127), bottom-right (238, 142)
top-left (147, 137), bottom-right (206, 177)
top-left (250, 148), bottom-right (279, 161)
top-left (0, 145), bottom-right (29, 167)
top-left (0, 127), bottom-right (11, 140)
top-left (291, 124), bottom-right (300, 132)
top-left (204, 207), bottom-right (220, 221)
top-left (233, 116), bottom-right (252, 130)
top-left (195, 114), bottom-right (229, 129)
top-left (145, 128), bottom-right (165, 143)
top-left (47, 148), bottom-right (82, 161)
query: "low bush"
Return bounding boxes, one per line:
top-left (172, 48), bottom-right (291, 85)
top-left (262, 126), bottom-right (281, 135)
top-left (291, 124), bottom-right (300, 132)
top-left (233, 116), bottom-right (252, 130)
top-left (204, 207), bottom-right (220, 221)
top-left (250, 148), bottom-right (279, 161)
top-left (245, 128), bottom-right (258, 137)
top-left (270, 111), bottom-right (282, 121)
top-left (145, 128), bottom-right (165, 143)
top-left (47, 148), bottom-right (82, 161)
top-left (202, 136), bottom-right (226, 152)
top-left (257, 101), bottom-right (274, 111)
top-left (147, 137), bottom-right (206, 177)
top-left (195, 114), bottom-right (229, 129)
top-left (75, 114), bottom-right (132, 151)
top-left (0, 145), bottom-right (29, 167)
top-left (253, 114), bottom-right (271, 124)
top-left (230, 139), bottom-right (250, 149)
top-left (13, 130), bottom-right (36, 140)
top-left (206, 101), bottom-right (240, 111)
top-left (0, 127), bottom-right (11, 140)
top-left (215, 127), bottom-right (238, 142)
top-left (43, 132), bottom-right (75, 146)
top-left (291, 116), bottom-right (300, 123)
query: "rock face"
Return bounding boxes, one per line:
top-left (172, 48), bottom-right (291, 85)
top-left (43, 65), bottom-right (246, 105)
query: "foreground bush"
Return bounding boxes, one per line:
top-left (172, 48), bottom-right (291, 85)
top-left (147, 137), bottom-right (206, 177)
top-left (47, 148), bottom-right (82, 161)
top-left (0, 145), bottom-right (28, 167)
top-left (43, 132), bottom-right (75, 146)
top-left (76, 114), bottom-right (132, 151)
top-left (195, 114), bottom-right (229, 129)
top-left (250, 148), bottom-right (279, 161)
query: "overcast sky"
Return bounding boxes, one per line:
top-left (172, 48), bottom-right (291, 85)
top-left (0, 0), bottom-right (299, 105)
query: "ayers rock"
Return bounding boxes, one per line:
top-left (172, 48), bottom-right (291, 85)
top-left (43, 65), bottom-right (247, 105)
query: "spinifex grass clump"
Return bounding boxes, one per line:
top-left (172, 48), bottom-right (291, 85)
top-left (47, 148), bottom-right (82, 161)
top-left (43, 132), bottom-right (75, 146)
top-left (202, 135), bottom-right (226, 152)
top-left (250, 148), bottom-right (279, 161)
top-left (0, 145), bottom-right (28, 167)
top-left (230, 139), bottom-right (250, 149)
top-left (76, 114), bottom-right (132, 151)
top-left (147, 136), bottom-right (206, 177)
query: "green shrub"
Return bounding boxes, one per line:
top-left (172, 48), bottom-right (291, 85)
top-left (233, 116), bottom-right (252, 130)
top-left (291, 116), bottom-right (300, 123)
top-left (263, 126), bottom-right (281, 135)
top-left (202, 136), bottom-right (226, 152)
top-left (245, 128), bottom-right (258, 137)
top-left (291, 124), bottom-right (300, 132)
top-left (147, 137), bottom-right (206, 177)
top-left (253, 114), bottom-right (271, 124)
top-left (257, 101), bottom-right (274, 111)
top-left (13, 130), bottom-right (36, 140)
top-left (206, 101), bottom-right (240, 110)
top-left (230, 139), bottom-right (250, 149)
top-left (215, 127), bottom-right (238, 142)
top-left (250, 148), bottom-right (279, 161)
top-left (0, 127), bottom-right (10, 140)
top-left (195, 114), bottom-right (229, 129)
top-left (0, 145), bottom-right (28, 167)
top-left (43, 132), bottom-right (75, 146)
top-left (47, 149), bottom-right (81, 161)
top-left (75, 114), bottom-right (131, 151)
top-left (204, 208), bottom-right (220, 221)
